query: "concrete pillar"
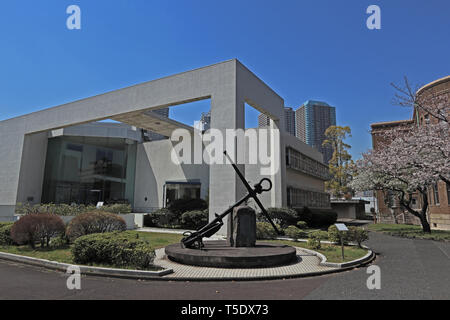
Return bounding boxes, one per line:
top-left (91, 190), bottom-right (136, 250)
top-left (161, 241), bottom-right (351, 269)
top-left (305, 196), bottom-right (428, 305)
top-left (209, 87), bottom-right (246, 236)
top-left (16, 132), bottom-right (48, 206)
top-left (0, 127), bottom-right (26, 221)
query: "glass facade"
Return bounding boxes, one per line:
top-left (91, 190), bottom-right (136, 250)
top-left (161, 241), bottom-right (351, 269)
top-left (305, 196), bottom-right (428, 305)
top-left (42, 136), bottom-right (136, 205)
top-left (164, 182), bottom-right (201, 207)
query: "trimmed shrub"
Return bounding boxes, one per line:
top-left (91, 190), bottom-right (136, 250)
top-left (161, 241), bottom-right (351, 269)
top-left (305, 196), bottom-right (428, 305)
top-left (328, 225), bottom-right (351, 245)
top-left (168, 198), bottom-right (207, 215)
top-left (348, 226), bottom-right (369, 248)
top-left (15, 203), bottom-right (132, 216)
top-left (294, 208), bottom-right (337, 228)
top-left (295, 207), bottom-right (313, 226)
top-left (256, 222), bottom-right (279, 240)
top-left (143, 208), bottom-right (179, 227)
top-left (264, 207), bottom-right (298, 229)
top-left (310, 211), bottom-right (337, 228)
top-left (11, 214), bottom-right (65, 248)
top-left (309, 230), bottom-right (328, 240)
top-left (284, 226), bottom-right (307, 240)
top-left (181, 210), bottom-right (208, 229)
top-left (72, 232), bottom-right (155, 269)
top-left (308, 231), bottom-right (325, 250)
top-left (0, 222), bottom-right (14, 246)
top-left (296, 221), bottom-right (308, 229)
top-left (66, 211), bottom-right (126, 241)
top-left (101, 203), bottom-right (132, 214)
top-left (50, 235), bottom-right (69, 249)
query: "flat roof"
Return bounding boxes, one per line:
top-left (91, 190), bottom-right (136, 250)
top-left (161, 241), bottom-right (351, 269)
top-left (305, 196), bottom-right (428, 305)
top-left (370, 119), bottom-right (413, 128)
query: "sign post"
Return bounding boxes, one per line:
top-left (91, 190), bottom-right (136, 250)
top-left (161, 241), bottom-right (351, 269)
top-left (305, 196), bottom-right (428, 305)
top-left (335, 223), bottom-right (349, 261)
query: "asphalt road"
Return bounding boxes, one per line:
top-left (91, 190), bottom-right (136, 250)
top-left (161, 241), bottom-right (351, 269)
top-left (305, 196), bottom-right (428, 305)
top-left (0, 232), bottom-right (449, 300)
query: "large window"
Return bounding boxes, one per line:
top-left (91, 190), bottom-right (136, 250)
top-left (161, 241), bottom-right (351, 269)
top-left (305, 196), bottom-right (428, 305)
top-left (42, 136), bottom-right (136, 205)
top-left (164, 182), bottom-right (201, 207)
top-left (447, 184), bottom-right (450, 206)
top-left (433, 184), bottom-right (440, 206)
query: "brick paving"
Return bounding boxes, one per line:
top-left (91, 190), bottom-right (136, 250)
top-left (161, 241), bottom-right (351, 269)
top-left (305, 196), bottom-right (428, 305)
top-left (154, 246), bottom-right (337, 280)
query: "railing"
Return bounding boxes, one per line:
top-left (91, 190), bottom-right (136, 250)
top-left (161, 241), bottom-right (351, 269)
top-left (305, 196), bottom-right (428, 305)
top-left (287, 187), bottom-right (331, 209)
top-left (286, 147), bottom-right (330, 180)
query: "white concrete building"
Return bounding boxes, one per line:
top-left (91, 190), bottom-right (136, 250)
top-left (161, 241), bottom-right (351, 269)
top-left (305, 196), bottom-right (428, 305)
top-left (0, 60), bottom-right (330, 234)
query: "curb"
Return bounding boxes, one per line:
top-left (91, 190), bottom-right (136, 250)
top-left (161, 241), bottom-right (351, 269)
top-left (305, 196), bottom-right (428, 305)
top-left (0, 251), bottom-right (173, 279)
top-left (277, 237), bottom-right (376, 269)
top-left (0, 243), bottom-right (375, 282)
top-left (150, 245), bottom-right (376, 282)
top-left (299, 246), bottom-right (375, 269)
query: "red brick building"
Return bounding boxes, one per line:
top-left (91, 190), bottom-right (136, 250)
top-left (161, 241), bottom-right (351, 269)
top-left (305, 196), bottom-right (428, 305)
top-left (371, 75), bottom-right (450, 230)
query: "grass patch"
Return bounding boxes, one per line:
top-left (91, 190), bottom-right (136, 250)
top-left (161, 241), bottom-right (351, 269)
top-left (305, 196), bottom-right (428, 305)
top-left (268, 240), bottom-right (368, 263)
top-left (0, 231), bottom-right (182, 268)
top-left (0, 245), bottom-right (74, 264)
top-left (368, 223), bottom-right (450, 241)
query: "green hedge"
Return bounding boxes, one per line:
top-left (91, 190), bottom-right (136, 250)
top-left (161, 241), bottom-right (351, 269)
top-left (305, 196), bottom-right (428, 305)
top-left (168, 199), bottom-right (207, 215)
top-left (328, 225), bottom-right (369, 247)
top-left (72, 232), bottom-right (155, 269)
top-left (294, 207), bottom-right (337, 228)
top-left (15, 203), bottom-right (132, 216)
top-left (0, 222), bottom-right (14, 246)
top-left (181, 210), bottom-right (208, 229)
top-left (144, 208), bottom-right (179, 228)
top-left (256, 222), bottom-right (279, 240)
top-left (284, 226), bottom-right (307, 240)
top-left (266, 207), bottom-right (298, 229)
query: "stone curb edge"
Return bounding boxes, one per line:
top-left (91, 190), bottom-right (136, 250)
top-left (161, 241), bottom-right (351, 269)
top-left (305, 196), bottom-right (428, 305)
top-left (0, 243), bottom-right (375, 282)
top-left (0, 251), bottom-right (173, 279)
top-left (299, 246), bottom-right (375, 269)
top-left (277, 237), bottom-right (375, 269)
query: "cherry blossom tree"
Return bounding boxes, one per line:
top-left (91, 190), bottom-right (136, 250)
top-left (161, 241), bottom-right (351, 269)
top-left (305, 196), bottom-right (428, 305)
top-left (352, 121), bottom-right (449, 233)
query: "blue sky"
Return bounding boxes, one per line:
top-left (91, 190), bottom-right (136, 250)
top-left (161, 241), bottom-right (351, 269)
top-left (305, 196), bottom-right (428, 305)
top-left (1, 0), bottom-right (449, 159)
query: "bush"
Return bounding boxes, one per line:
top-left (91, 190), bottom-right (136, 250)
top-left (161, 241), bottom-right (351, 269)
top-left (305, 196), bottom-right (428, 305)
top-left (181, 210), bottom-right (208, 229)
top-left (143, 208), bottom-right (178, 227)
top-left (50, 236), bottom-right (69, 249)
top-left (309, 230), bottom-right (328, 240)
top-left (101, 203), bottom-right (132, 214)
top-left (296, 221), bottom-right (308, 229)
top-left (15, 203), bottom-right (132, 216)
top-left (295, 207), bottom-right (313, 226)
top-left (348, 227), bottom-right (369, 248)
top-left (293, 208), bottom-right (337, 228)
top-left (66, 211), bottom-right (126, 241)
top-left (263, 207), bottom-right (298, 229)
top-left (168, 198), bottom-right (207, 215)
top-left (307, 231), bottom-right (323, 250)
top-left (0, 222), bottom-right (14, 246)
top-left (328, 225), bottom-right (351, 245)
top-left (11, 214), bottom-right (65, 248)
top-left (284, 226), bottom-right (307, 240)
top-left (310, 211), bottom-right (337, 228)
top-left (256, 222), bottom-right (279, 240)
top-left (72, 232), bottom-right (155, 269)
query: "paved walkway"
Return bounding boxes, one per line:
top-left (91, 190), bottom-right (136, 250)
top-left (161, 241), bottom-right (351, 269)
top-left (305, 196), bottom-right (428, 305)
top-left (154, 246), bottom-right (336, 280)
top-left (0, 232), bottom-right (449, 299)
top-left (303, 232), bottom-right (450, 300)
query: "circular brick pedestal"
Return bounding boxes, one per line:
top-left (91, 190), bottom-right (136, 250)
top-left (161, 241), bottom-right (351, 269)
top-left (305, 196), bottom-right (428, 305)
top-left (165, 241), bottom-right (297, 268)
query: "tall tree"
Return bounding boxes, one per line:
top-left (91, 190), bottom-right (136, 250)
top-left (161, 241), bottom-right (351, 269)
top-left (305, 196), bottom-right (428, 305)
top-left (323, 126), bottom-right (354, 199)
